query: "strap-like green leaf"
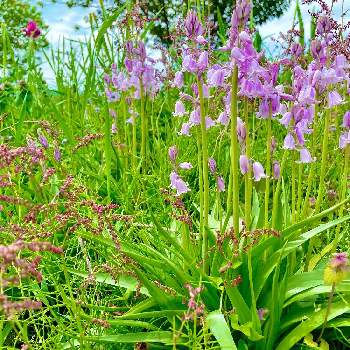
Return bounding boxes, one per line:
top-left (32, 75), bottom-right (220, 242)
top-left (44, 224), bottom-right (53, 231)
top-left (207, 310), bottom-right (238, 350)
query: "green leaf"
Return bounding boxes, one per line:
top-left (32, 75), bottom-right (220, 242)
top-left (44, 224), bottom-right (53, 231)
top-left (67, 268), bottom-right (150, 296)
top-left (276, 296), bottom-right (350, 350)
top-left (83, 331), bottom-right (185, 345)
top-left (207, 310), bottom-right (238, 350)
top-left (225, 286), bottom-right (251, 324)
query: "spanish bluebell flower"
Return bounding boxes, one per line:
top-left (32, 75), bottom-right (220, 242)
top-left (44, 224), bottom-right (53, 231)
top-left (38, 135), bottom-right (49, 149)
top-left (283, 133), bottom-right (296, 150)
top-left (240, 155), bottom-right (249, 175)
top-left (339, 131), bottom-right (350, 149)
top-left (237, 117), bottom-right (246, 142)
top-left (173, 100), bottom-right (186, 117)
top-left (172, 71), bottom-right (184, 89)
top-left (316, 15), bottom-right (331, 36)
top-left (170, 171), bottom-right (191, 196)
top-left (54, 148), bottom-right (61, 162)
top-left (328, 91), bottom-right (343, 108)
top-left (217, 111), bottom-right (229, 126)
top-left (299, 148), bottom-right (313, 163)
top-left (208, 158), bottom-right (216, 174)
top-left (179, 122), bottom-right (191, 136)
top-left (179, 162), bottom-right (193, 170)
top-left (310, 39), bottom-right (327, 65)
top-left (205, 117), bottom-right (215, 129)
top-left (189, 108), bottom-right (201, 125)
top-left (343, 111), bottom-right (350, 129)
top-left (207, 68), bottom-right (226, 88)
top-left (216, 176), bottom-right (225, 192)
top-left (168, 146), bottom-right (178, 162)
top-left (273, 161), bottom-right (281, 179)
top-left (252, 162), bottom-right (266, 181)
top-left (184, 10), bottom-right (203, 39)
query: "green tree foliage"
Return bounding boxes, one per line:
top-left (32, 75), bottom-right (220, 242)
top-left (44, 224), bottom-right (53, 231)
top-left (63, 0), bottom-right (290, 44)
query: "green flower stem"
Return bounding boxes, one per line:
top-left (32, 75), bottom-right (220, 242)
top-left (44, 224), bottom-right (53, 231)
top-left (315, 107), bottom-right (331, 213)
top-left (196, 129), bottom-right (204, 239)
top-left (139, 79), bottom-right (146, 173)
top-left (334, 144), bottom-right (349, 241)
top-left (291, 151), bottom-right (296, 224)
top-left (132, 102), bottom-right (137, 172)
top-left (302, 94), bottom-right (319, 218)
top-left (271, 150), bottom-right (287, 228)
top-left (198, 80), bottom-right (209, 273)
top-left (244, 97), bottom-right (252, 230)
top-left (2, 23), bottom-right (7, 78)
top-left (296, 162), bottom-right (303, 220)
top-left (264, 108), bottom-right (272, 228)
top-left (230, 65), bottom-right (240, 237)
top-left (122, 95), bottom-right (129, 171)
top-left (317, 282), bottom-right (335, 342)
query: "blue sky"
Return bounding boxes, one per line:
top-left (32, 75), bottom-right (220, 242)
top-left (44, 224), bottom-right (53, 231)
top-left (33, 0), bottom-right (347, 81)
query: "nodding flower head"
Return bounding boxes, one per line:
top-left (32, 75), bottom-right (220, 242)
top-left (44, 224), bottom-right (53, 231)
top-left (324, 252), bottom-right (349, 285)
top-left (184, 11), bottom-right (203, 39)
top-left (170, 171), bottom-right (190, 196)
top-left (252, 161), bottom-right (266, 181)
top-left (24, 21), bottom-right (41, 38)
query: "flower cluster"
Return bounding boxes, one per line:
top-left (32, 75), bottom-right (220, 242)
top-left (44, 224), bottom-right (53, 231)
top-left (0, 240), bottom-right (62, 318)
top-left (168, 146), bottom-right (191, 196)
top-left (183, 283), bottom-right (204, 321)
top-left (23, 21), bottom-right (41, 39)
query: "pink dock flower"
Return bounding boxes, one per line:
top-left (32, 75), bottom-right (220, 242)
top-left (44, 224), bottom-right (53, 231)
top-left (170, 171), bottom-right (190, 196)
top-left (24, 21), bottom-right (41, 38)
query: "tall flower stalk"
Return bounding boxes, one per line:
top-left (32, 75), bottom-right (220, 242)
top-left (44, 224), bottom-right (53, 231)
top-left (230, 66), bottom-right (240, 237)
top-left (198, 80), bottom-right (210, 271)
